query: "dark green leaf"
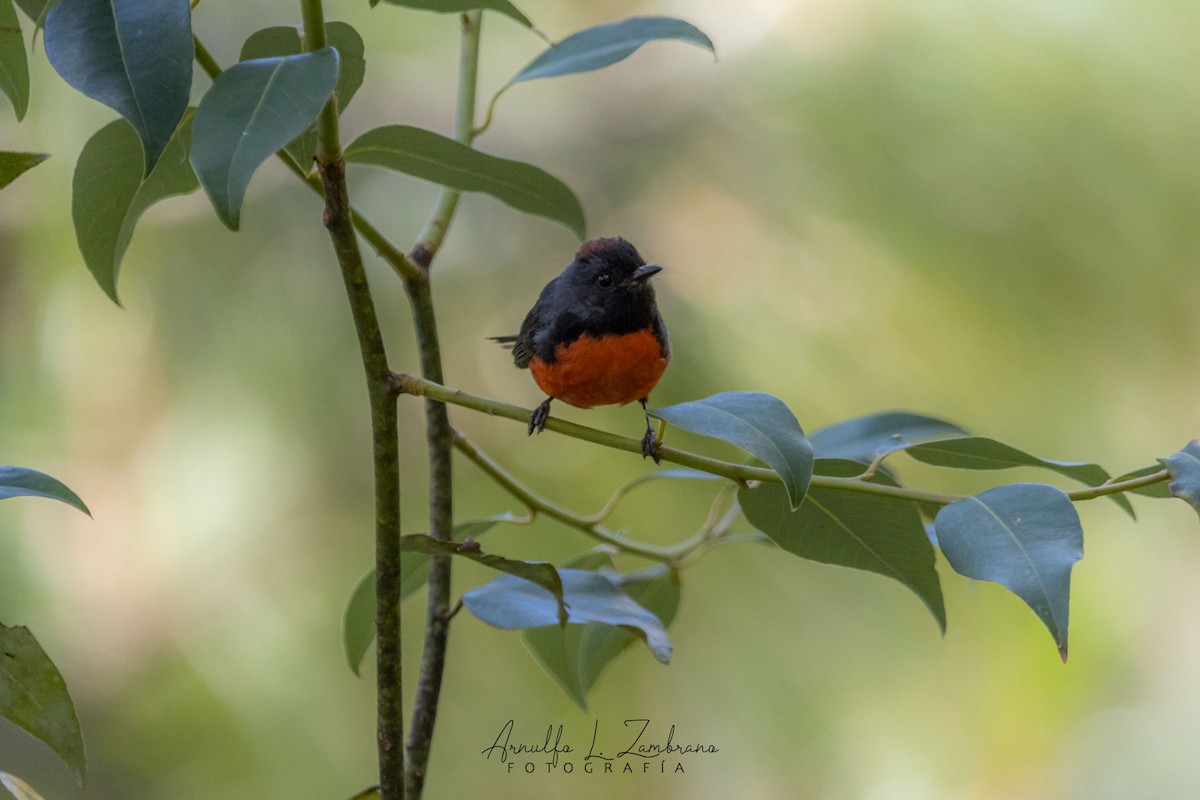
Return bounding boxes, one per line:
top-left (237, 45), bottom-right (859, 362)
top-left (0, 624), bottom-right (86, 784)
top-left (809, 411), bottom-right (969, 462)
top-left (0, 0), bottom-right (29, 120)
top-left (72, 113), bottom-right (198, 304)
top-left (342, 516), bottom-right (521, 675)
top-left (907, 436), bottom-right (1134, 518)
top-left (45, 0), bottom-right (191, 173)
top-left (650, 392), bottom-right (813, 509)
top-left (508, 16), bottom-right (715, 85)
top-left (464, 568), bottom-right (672, 664)
top-left (239, 22), bottom-right (366, 173)
top-left (935, 483), bottom-right (1082, 661)
top-left (191, 48), bottom-right (339, 230)
top-left (345, 125), bottom-right (585, 238)
top-left (524, 562), bottom-right (680, 710)
top-left (382, 0), bottom-right (531, 28)
top-left (0, 466), bottom-right (89, 515)
top-left (0, 772), bottom-right (47, 800)
top-left (0, 151), bottom-right (47, 191)
top-left (738, 459), bottom-right (945, 632)
top-left (1158, 440), bottom-right (1200, 518)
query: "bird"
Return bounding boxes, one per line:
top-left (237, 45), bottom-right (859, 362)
top-left (491, 237), bottom-right (671, 462)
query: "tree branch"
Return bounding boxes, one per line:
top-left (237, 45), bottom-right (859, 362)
top-left (403, 11), bottom-right (484, 799)
top-left (297, 3), bottom-right (404, 799)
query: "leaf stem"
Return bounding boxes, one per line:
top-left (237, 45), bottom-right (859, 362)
top-left (411, 11), bottom-right (483, 266)
top-left (297, 1), bottom-right (404, 797)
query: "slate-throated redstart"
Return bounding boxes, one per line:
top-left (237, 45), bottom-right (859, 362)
top-left (492, 237), bottom-right (670, 462)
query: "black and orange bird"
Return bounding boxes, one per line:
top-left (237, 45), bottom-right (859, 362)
top-left (492, 237), bottom-right (670, 462)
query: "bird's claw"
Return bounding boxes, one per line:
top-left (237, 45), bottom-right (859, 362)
top-left (641, 427), bottom-right (662, 464)
top-left (529, 398), bottom-right (552, 435)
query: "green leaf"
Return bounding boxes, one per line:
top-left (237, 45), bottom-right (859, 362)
top-left (1158, 440), bottom-right (1200, 518)
top-left (0, 151), bottom-right (47, 191)
top-left (382, 0), bottom-right (531, 28)
top-left (0, 0), bottom-right (29, 120)
top-left (738, 459), bottom-right (946, 632)
top-left (934, 483), bottom-right (1082, 661)
top-left (342, 516), bottom-right (521, 675)
top-left (343, 788), bottom-right (379, 800)
top-left (906, 436), bottom-right (1135, 518)
top-left (464, 568), bottom-right (672, 664)
top-left (341, 569), bottom-right (375, 677)
top-left (809, 411), bottom-right (969, 462)
top-left (44, 0), bottom-right (192, 174)
top-left (0, 466), bottom-right (89, 515)
top-left (344, 125), bottom-right (586, 238)
top-left (0, 624), bottom-right (86, 784)
top-left (524, 561), bottom-right (680, 710)
top-left (508, 16), bottom-right (714, 86)
top-left (72, 113), bottom-right (198, 304)
top-left (650, 392), bottom-right (814, 509)
top-left (239, 22), bottom-right (366, 174)
top-left (0, 772), bottom-right (48, 800)
top-left (508, 15), bottom-right (714, 86)
top-left (191, 48), bottom-right (339, 230)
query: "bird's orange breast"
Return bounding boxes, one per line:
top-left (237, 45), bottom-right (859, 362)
top-left (529, 329), bottom-right (669, 409)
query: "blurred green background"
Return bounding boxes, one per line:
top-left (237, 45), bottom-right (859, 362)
top-left (2, 0), bottom-right (1199, 798)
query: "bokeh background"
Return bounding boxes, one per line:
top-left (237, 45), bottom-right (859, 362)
top-left (2, 0), bottom-right (1199, 798)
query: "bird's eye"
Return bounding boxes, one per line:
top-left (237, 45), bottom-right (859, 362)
top-left (596, 272), bottom-right (613, 288)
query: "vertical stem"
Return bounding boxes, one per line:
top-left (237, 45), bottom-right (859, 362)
top-left (299, 2), bottom-right (404, 799)
top-left (403, 11), bottom-right (482, 799)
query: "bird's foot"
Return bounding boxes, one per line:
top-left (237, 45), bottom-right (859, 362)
top-left (641, 426), bottom-right (662, 464)
top-left (529, 398), bottom-right (552, 435)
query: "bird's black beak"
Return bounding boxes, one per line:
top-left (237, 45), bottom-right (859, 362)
top-left (632, 264), bottom-right (663, 282)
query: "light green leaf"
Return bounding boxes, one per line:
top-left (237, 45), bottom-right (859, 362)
top-left (382, 0), bottom-right (531, 28)
top-left (508, 16), bottom-right (714, 85)
top-left (239, 22), bottom-right (366, 174)
top-left (0, 151), bottom-right (47, 191)
top-left (44, 0), bottom-right (192, 173)
top-left (0, 466), bottom-right (89, 515)
top-left (191, 48), bottom-right (339, 230)
top-left (0, 0), bottom-right (29, 120)
top-left (739, 458), bottom-right (945, 632)
top-left (1159, 440), bottom-right (1200, 518)
top-left (72, 113), bottom-right (198, 304)
top-left (345, 125), bottom-right (585, 238)
top-left (464, 568), bottom-right (672, 664)
top-left (0, 624), bottom-right (86, 784)
top-left (343, 788), bottom-right (379, 800)
top-left (650, 391), bottom-right (813, 509)
top-left (935, 483), bottom-right (1082, 661)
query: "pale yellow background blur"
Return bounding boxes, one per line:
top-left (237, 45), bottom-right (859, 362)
top-left (2, 0), bottom-right (1199, 798)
